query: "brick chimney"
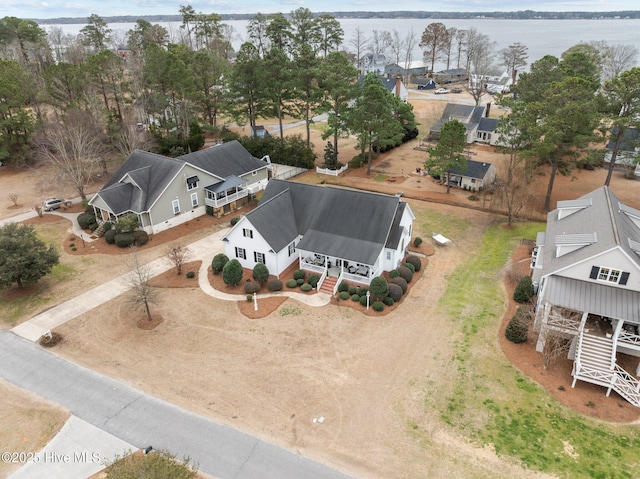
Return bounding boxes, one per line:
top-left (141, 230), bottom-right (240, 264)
top-left (485, 102), bottom-right (491, 117)
top-left (396, 76), bottom-right (401, 97)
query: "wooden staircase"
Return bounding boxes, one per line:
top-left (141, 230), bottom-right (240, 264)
top-left (319, 276), bottom-right (338, 295)
top-left (573, 333), bottom-right (640, 407)
top-left (90, 221), bottom-right (108, 239)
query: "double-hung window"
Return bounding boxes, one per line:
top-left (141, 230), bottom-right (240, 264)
top-left (243, 228), bottom-right (253, 239)
top-left (172, 199), bottom-right (180, 215)
top-left (254, 252), bottom-right (265, 264)
top-left (190, 192), bottom-right (198, 207)
top-left (235, 247), bottom-right (246, 260)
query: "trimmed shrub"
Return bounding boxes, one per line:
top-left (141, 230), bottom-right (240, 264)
top-left (222, 259), bottom-right (243, 286)
top-left (514, 275), bottom-right (534, 303)
top-left (397, 265), bottom-right (413, 283)
top-left (293, 269), bottom-right (306, 281)
top-left (369, 276), bottom-right (389, 301)
top-left (357, 286), bottom-right (369, 296)
top-left (267, 279), bottom-right (283, 291)
top-left (338, 291), bottom-right (350, 300)
top-left (296, 278), bottom-right (305, 285)
top-left (308, 274), bottom-right (320, 288)
top-left (230, 216), bottom-right (240, 226)
top-left (338, 281), bottom-right (349, 293)
top-left (244, 281), bottom-right (261, 294)
top-left (404, 262), bottom-right (416, 273)
top-left (372, 301), bottom-right (385, 312)
top-left (389, 269), bottom-right (400, 278)
top-left (115, 232), bottom-right (135, 248)
top-left (348, 287), bottom-right (357, 295)
top-left (388, 283), bottom-right (403, 302)
top-left (383, 296), bottom-right (394, 306)
top-left (102, 221), bottom-right (112, 231)
top-left (77, 212), bottom-right (97, 230)
top-left (391, 276), bottom-right (408, 294)
top-left (351, 294), bottom-right (361, 302)
top-left (348, 156), bottom-right (362, 168)
top-left (212, 253), bottom-right (229, 274)
top-left (133, 230), bottom-right (149, 246)
top-left (286, 279), bottom-right (298, 288)
top-left (406, 255), bottom-right (422, 272)
top-left (300, 283), bottom-right (313, 292)
top-left (413, 237), bottom-right (423, 247)
top-left (186, 271), bottom-right (195, 279)
top-left (104, 229), bottom-right (117, 244)
top-left (252, 263), bottom-right (269, 285)
top-left (358, 294), bottom-right (368, 306)
top-left (505, 306), bottom-right (531, 343)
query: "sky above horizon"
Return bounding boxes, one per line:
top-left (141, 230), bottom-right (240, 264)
top-left (2, 0), bottom-right (639, 21)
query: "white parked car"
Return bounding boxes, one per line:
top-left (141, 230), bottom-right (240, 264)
top-left (42, 198), bottom-right (66, 212)
top-left (434, 88), bottom-right (450, 95)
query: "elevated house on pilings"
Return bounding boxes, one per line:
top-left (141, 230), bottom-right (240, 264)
top-left (532, 186), bottom-right (640, 407)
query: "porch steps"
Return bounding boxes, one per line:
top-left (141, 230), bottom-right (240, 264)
top-left (90, 222), bottom-right (107, 239)
top-left (573, 333), bottom-right (640, 407)
top-left (319, 276), bottom-right (338, 295)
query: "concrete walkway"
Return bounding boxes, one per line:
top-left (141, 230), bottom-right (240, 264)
top-left (9, 416), bottom-right (134, 479)
top-left (0, 332), bottom-right (354, 479)
top-left (13, 225), bottom-right (331, 342)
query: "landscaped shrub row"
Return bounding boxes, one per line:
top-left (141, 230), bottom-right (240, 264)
top-left (212, 253), bottom-right (229, 274)
top-left (514, 275), bottom-right (534, 303)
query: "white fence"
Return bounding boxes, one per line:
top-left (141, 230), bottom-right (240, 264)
top-left (271, 165), bottom-right (307, 180)
top-left (316, 164), bottom-right (349, 176)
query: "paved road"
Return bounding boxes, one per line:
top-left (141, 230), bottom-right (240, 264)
top-left (0, 331), bottom-right (355, 479)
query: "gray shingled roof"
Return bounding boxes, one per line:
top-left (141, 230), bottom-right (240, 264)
top-left (478, 117), bottom-right (500, 133)
top-left (249, 180), bottom-right (404, 265)
top-left (91, 142), bottom-right (266, 215)
top-left (94, 150), bottom-right (183, 214)
top-left (180, 140), bottom-right (267, 178)
top-left (430, 103), bottom-right (486, 134)
top-left (450, 159), bottom-right (494, 179)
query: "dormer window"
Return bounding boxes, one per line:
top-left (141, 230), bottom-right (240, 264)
top-left (186, 175), bottom-right (199, 190)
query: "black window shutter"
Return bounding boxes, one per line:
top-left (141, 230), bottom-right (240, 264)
top-left (589, 266), bottom-right (599, 279)
top-left (620, 272), bottom-right (630, 285)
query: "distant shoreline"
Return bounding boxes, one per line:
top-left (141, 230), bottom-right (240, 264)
top-left (31, 10), bottom-right (640, 24)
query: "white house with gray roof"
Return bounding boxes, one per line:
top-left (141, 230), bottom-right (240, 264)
top-left (88, 141), bottom-right (269, 234)
top-left (222, 179), bottom-right (415, 292)
top-left (532, 186), bottom-right (640, 407)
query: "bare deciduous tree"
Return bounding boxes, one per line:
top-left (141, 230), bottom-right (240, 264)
top-left (8, 193), bottom-right (18, 207)
top-left (38, 110), bottom-right (103, 200)
top-left (349, 27), bottom-right (369, 74)
top-left (165, 243), bottom-right (192, 275)
top-left (125, 253), bottom-right (158, 322)
top-left (466, 28), bottom-right (497, 106)
top-left (543, 334), bottom-right (571, 369)
top-left (500, 42), bottom-right (529, 85)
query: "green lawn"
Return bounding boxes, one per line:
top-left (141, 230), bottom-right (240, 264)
top-left (426, 222), bottom-right (640, 478)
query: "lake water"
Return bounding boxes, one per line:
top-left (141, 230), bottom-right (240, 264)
top-left (44, 17), bottom-right (640, 71)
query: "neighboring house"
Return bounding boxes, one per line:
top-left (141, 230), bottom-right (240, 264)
top-left (384, 60), bottom-right (428, 77)
top-left (360, 53), bottom-right (387, 74)
top-left (469, 71), bottom-right (512, 94)
top-left (429, 103), bottom-right (488, 143)
top-left (433, 68), bottom-right (468, 84)
top-left (89, 141), bottom-right (270, 235)
top-left (445, 160), bottom-right (496, 191)
top-left (532, 186), bottom-right (640, 407)
top-left (414, 78), bottom-right (436, 90)
top-left (604, 127), bottom-right (640, 177)
top-left (475, 117), bottom-right (502, 146)
top-left (222, 179), bottom-right (415, 292)
top-left (378, 76), bottom-right (409, 103)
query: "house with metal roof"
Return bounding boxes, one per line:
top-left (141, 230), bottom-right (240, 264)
top-left (222, 179), bottom-right (415, 292)
top-left (88, 141), bottom-right (269, 234)
top-left (532, 186), bottom-right (640, 407)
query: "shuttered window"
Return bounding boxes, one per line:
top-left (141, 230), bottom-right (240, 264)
top-left (589, 266), bottom-right (629, 285)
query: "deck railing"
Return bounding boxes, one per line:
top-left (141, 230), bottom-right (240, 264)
top-left (204, 189), bottom-right (248, 208)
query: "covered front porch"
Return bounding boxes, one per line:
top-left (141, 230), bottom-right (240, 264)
top-left (204, 175), bottom-right (248, 209)
top-left (299, 251), bottom-right (379, 293)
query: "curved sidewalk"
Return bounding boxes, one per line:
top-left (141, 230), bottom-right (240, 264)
top-left (12, 228), bottom-right (331, 342)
